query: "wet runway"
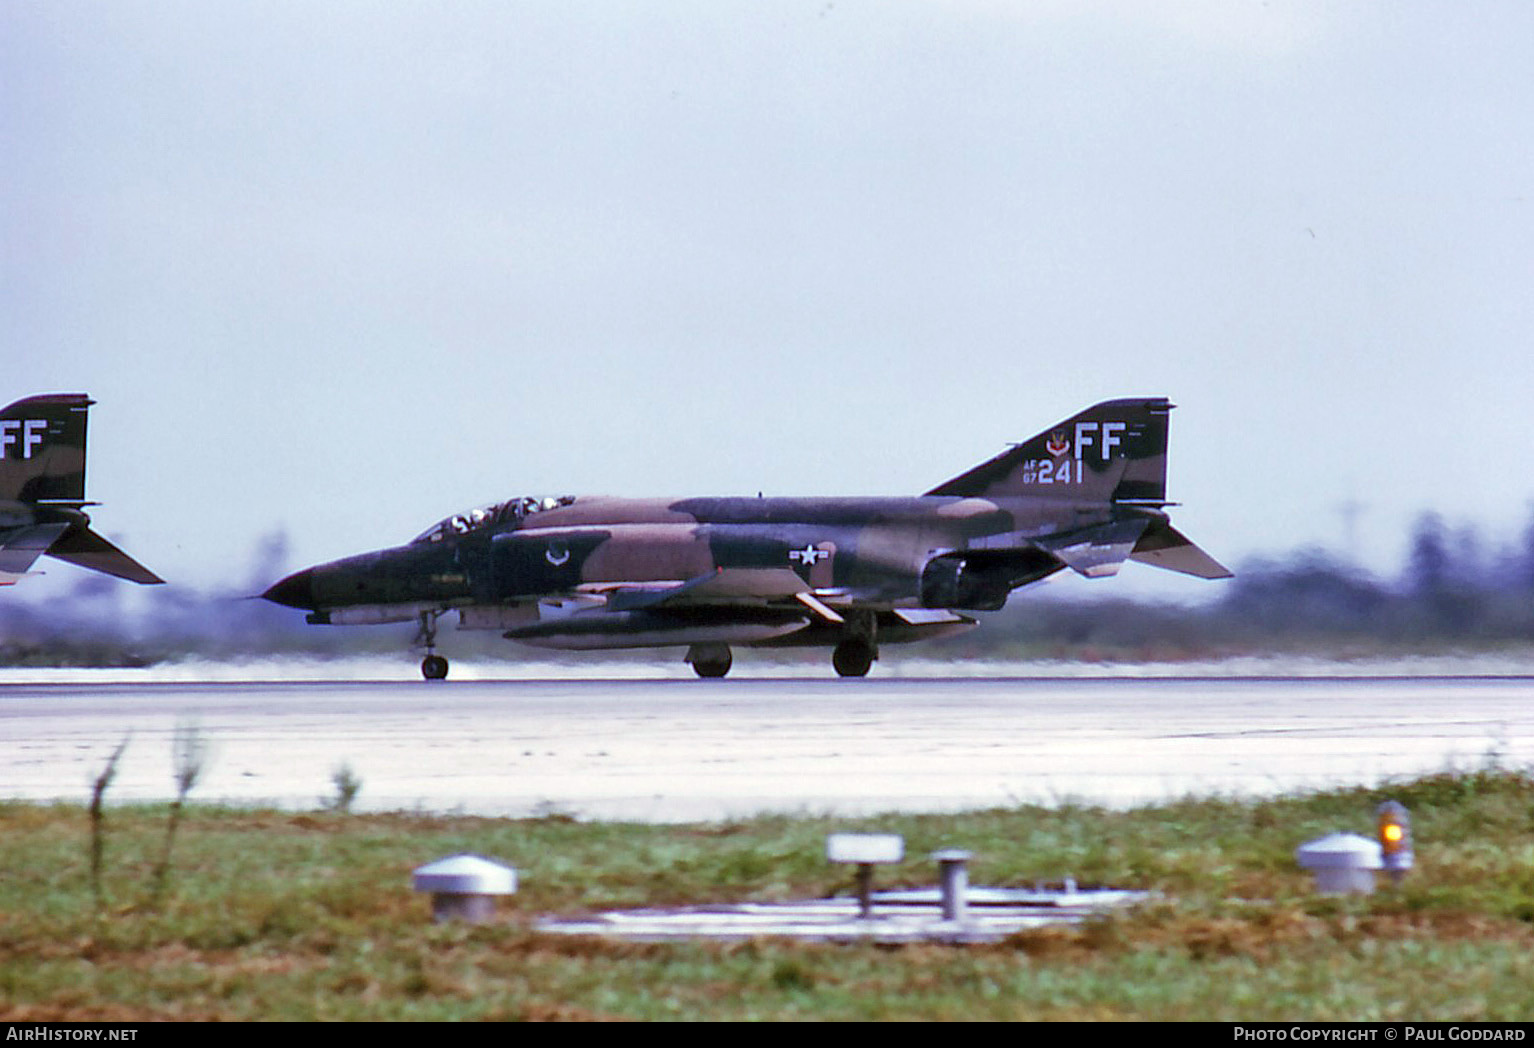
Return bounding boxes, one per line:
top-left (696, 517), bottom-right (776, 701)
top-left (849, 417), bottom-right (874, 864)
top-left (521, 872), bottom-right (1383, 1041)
top-left (3, 668), bottom-right (1532, 821)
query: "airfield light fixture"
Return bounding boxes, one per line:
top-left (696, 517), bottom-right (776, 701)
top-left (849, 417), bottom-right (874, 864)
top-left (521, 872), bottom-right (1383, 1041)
top-left (932, 849), bottom-right (973, 921)
top-left (1295, 832), bottom-right (1382, 895)
top-left (413, 853), bottom-right (518, 922)
top-left (1376, 800), bottom-right (1414, 884)
top-left (827, 833), bottom-right (904, 918)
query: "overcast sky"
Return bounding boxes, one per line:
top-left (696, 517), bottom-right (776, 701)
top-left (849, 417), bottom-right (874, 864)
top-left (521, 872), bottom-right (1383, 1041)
top-left (4, 2), bottom-right (1532, 601)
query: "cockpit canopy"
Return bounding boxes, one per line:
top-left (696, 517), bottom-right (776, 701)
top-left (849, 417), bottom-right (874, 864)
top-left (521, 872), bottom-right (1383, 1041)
top-left (411, 495), bottom-right (575, 544)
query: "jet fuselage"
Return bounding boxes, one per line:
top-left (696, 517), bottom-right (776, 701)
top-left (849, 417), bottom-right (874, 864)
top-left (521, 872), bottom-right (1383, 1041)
top-left (266, 493), bottom-right (1125, 617)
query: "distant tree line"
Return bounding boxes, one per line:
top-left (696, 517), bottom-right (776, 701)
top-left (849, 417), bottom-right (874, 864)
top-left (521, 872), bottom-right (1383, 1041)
top-left (941, 510), bottom-right (1534, 660)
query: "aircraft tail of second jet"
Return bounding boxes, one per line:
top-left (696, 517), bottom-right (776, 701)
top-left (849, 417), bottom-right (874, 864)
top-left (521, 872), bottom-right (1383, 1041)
top-left (0, 393), bottom-right (91, 503)
top-left (0, 393), bottom-right (163, 585)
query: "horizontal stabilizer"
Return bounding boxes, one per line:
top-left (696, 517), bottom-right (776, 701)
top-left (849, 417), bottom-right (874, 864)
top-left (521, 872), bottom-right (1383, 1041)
top-left (1130, 521), bottom-right (1232, 579)
top-left (46, 524), bottom-right (164, 585)
top-left (1035, 518), bottom-right (1149, 579)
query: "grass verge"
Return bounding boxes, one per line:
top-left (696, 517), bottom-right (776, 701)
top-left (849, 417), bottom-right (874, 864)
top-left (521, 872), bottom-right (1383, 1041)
top-left (2, 770), bottom-right (1532, 1020)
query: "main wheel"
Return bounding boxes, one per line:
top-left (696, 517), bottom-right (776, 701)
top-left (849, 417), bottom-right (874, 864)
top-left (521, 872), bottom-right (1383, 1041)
top-left (688, 644), bottom-right (732, 678)
top-left (832, 640), bottom-right (873, 678)
top-left (421, 654), bottom-right (450, 680)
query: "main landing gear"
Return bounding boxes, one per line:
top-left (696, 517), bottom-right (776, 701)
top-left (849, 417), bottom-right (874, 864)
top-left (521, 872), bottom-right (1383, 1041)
top-left (416, 610), bottom-right (449, 681)
top-left (687, 643), bottom-right (733, 679)
top-left (685, 613), bottom-right (880, 679)
top-left (831, 609), bottom-right (878, 678)
top-left (831, 639), bottom-right (874, 678)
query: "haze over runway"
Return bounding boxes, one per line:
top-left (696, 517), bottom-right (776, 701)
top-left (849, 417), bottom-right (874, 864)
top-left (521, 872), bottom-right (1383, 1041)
top-left (4, 669), bottom-right (1531, 821)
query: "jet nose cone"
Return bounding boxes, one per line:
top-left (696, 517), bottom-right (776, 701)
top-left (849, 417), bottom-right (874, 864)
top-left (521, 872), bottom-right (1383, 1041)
top-left (262, 567), bottom-right (318, 610)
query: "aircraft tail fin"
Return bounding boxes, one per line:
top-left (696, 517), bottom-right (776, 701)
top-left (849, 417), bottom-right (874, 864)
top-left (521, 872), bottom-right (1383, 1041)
top-left (0, 394), bottom-right (91, 503)
top-left (925, 397), bottom-right (1172, 503)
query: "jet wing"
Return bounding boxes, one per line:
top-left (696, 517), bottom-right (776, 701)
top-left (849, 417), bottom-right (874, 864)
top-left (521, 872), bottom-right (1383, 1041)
top-left (0, 523), bottom-right (70, 584)
top-left (45, 524), bottom-right (165, 585)
top-left (592, 569), bottom-right (847, 624)
top-left (506, 570), bottom-right (820, 650)
top-left (599, 568), bottom-right (812, 609)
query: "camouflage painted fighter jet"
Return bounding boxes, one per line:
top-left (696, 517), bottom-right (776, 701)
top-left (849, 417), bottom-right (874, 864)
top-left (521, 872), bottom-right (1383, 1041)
top-left (0, 394), bottom-right (163, 587)
top-left (263, 398), bottom-right (1229, 679)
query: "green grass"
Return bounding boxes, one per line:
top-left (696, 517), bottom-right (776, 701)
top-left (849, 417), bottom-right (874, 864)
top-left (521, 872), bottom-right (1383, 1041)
top-left (3, 770), bottom-right (1533, 1020)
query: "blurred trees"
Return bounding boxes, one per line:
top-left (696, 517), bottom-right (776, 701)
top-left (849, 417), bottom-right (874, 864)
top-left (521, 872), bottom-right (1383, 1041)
top-left (940, 507), bottom-right (1534, 660)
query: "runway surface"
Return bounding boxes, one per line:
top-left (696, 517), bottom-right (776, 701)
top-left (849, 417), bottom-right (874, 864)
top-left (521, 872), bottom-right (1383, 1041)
top-left (3, 666), bottom-right (1532, 821)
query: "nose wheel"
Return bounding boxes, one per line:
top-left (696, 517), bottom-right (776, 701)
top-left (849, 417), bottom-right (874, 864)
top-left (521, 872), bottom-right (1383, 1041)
top-left (416, 611), bottom-right (450, 681)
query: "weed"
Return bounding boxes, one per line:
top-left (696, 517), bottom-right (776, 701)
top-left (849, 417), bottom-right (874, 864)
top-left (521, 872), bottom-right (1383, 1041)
top-left (87, 735), bottom-right (130, 910)
top-left (149, 721), bottom-right (208, 906)
top-left (326, 763), bottom-right (363, 814)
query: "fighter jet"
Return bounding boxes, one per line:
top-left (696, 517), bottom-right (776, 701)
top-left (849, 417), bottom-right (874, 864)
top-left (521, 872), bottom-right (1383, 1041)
top-left (1, 394), bottom-right (163, 587)
top-left (263, 397), bottom-right (1229, 679)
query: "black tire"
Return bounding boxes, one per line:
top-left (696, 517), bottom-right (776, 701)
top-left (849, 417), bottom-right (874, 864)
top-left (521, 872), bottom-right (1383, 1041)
top-left (832, 640), bottom-right (873, 678)
top-left (688, 643), bottom-right (732, 679)
top-left (692, 652), bottom-right (732, 678)
top-left (421, 654), bottom-right (450, 680)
